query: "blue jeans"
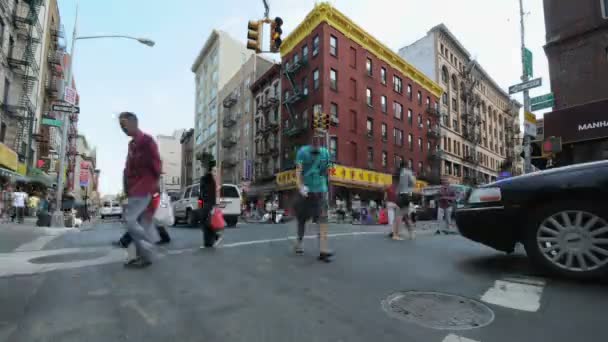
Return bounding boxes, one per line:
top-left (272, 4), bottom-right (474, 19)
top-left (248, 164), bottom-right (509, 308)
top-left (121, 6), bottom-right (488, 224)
top-left (125, 195), bottom-right (156, 261)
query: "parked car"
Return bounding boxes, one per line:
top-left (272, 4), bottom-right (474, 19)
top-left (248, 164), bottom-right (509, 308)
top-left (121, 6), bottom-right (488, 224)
top-left (173, 183), bottom-right (241, 227)
top-left (456, 160), bottom-right (608, 279)
top-left (100, 201), bottom-right (123, 219)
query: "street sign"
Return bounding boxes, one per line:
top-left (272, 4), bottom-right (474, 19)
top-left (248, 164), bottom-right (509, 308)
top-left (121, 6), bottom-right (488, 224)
top-left (530, 93), bottom-right (555, 111)
top-left (64, 86), bottom-right (77, 105)
top-left (524, 111), bottom-right (537, 138)
top-left (41, 118), bottom-right (62, 128)
top-left (508, 77), bottom-right (542, 94)
top-left (52, 104), bottom-right (80, 113)
top-left (523, 48), bottom-right (533, 78)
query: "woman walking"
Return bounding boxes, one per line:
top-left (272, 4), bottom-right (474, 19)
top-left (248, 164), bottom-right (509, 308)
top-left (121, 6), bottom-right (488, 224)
top-left (199, 159), bottom-right (221, 248)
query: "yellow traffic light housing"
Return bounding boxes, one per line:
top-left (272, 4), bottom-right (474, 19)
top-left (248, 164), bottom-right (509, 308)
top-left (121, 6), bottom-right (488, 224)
top-left (270, 17), bottom-right (283, 53)
top-left (322, 113), bottom-right (330, 130)
top-left (247, 20), bottom-right (263, 53)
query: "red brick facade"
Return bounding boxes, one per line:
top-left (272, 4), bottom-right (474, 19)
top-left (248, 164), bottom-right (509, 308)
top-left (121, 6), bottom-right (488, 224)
top-left (281, 22), bottom-right (441, 177)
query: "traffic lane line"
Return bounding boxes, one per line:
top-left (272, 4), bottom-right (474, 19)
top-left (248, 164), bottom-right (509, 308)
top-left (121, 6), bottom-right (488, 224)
top-left (480, 277), bottom-right (546, 312)
top-left (15, 236), bottom-right (59, 252)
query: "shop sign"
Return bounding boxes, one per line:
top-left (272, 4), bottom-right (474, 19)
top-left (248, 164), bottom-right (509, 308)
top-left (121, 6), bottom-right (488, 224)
top-left (329, 164), bottom-right (392, 188)
top-left (276, 169), bottom-right (297, 188)
top-left (0, 143), bottom-right (18, 171)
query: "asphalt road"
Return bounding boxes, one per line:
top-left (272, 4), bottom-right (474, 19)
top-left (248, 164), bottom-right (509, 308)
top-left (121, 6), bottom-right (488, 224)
top-left (0, 220), bottom-right (606, 342)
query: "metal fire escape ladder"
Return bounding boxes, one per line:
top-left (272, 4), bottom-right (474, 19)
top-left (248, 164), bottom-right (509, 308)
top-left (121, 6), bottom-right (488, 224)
top-left (282, 60), bottom-right (306, 136)
top-left (460, 60), bottom-right (483, 185)
top-left (9, 0), bottom-right (43, 163)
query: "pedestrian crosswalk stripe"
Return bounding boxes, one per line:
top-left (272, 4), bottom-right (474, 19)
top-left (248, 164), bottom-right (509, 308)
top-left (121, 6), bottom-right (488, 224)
top-left (481, 278), bottom-right (545, 312)
top-left (442, 334), bottom-right (480, 342)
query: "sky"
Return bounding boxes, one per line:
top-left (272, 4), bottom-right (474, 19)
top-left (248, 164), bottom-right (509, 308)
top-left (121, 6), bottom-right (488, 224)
top-left (57, 0), bottom-right (551, 196)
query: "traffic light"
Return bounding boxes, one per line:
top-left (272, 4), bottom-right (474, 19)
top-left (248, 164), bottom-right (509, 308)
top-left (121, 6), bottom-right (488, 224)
top-left (247, 20), bottom-right (263, 53)
top-left (543, 136), bottom-right (562, 155)
top-left (322, 112), bottom-right (330, 130)
top-left (270, 17), bottom-right (283, 53)
top-left (313, 111), bottom-right (321, 129)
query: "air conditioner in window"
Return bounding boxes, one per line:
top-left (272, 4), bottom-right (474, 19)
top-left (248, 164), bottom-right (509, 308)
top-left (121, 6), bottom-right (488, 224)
top-left (330, 115), bottom-right (339, 124)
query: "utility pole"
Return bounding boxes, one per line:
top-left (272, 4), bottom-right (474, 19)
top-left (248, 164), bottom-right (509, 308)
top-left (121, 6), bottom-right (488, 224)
top-left (51, 0), bottom-right (79, 227)
top-left (519, 0), bottom-right (532, 174)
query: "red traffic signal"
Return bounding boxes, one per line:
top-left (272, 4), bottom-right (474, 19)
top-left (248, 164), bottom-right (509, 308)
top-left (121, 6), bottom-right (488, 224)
top-left (270, 17), bottom-right (283, 53)
top-left (542, 136), bottom-right (562, 154)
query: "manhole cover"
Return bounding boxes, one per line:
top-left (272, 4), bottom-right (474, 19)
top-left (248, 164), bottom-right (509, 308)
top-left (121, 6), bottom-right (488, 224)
top-left (381, 291), bottom-right (494, 330)
top-left (29, 251), bottom-right (107, 264)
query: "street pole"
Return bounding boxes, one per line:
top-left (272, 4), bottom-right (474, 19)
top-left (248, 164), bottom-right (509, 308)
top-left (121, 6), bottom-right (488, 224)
top-left (51, 0), bottom-right (79, 227)
top-left (519, 0), bottom-right (532, 174)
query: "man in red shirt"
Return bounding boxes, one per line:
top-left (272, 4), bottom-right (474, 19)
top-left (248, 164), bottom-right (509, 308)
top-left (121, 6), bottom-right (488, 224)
top-left (119, 112), bottom-right (162, 268)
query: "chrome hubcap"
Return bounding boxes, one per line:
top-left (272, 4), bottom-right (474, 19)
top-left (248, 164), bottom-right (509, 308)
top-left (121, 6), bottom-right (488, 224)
top-left (537, 210), bottom-right (608, 272)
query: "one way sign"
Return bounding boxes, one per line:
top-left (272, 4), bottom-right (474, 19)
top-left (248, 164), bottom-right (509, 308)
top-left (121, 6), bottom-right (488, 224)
top-left (51, 104), bottom-right (80, 113)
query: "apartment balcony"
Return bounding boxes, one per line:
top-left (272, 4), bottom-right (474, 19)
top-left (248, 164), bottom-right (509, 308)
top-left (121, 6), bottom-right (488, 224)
top-left (426, 127), bottom-right (441, 139)
top-left (222, 92), bottom-right (238, 108)
top-left (221, 135), bottom-right (237, 148)
top-left (426, 106), bottom-right (441, 118)
top-left (222, 156), bottom-right (238, 168)
top-left (284, 89), bottom-right (306, 105)
top-left (285, 59), bottom-right (307, 75)
top-left (222, 114), bottom-right (237, 128)
top-left (284, 120), bottom-right (307, 137)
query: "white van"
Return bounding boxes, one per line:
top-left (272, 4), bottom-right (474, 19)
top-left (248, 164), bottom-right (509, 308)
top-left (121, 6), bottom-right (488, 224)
top-left (100, 201), bottom-right (122, 219)
top-left (173, 183), bottom-right (241, 227)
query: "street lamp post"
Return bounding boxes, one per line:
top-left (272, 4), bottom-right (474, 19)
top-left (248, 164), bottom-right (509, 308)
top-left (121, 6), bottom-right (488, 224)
top-left (50, 1), bottom-right (155, 227)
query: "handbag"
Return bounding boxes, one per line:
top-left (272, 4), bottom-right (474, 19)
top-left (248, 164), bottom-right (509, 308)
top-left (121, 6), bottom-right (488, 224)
top-left (211, 208), bottom-right (226, 231)
top-left (153, 192), bottom-right (175, 226)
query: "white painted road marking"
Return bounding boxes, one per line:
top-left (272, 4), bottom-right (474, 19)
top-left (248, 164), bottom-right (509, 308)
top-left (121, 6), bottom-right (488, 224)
top-left (122, 299), bottom-right (158, 326)
top-left (15, 236), bottom-right (59, 252)
top-left (481, 278), bottom-right (545, 312)
top-left (442, 334), bottom-right (480, 342)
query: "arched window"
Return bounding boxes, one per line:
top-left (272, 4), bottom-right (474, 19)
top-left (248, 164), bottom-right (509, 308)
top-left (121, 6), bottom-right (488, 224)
top-left (451, 75), bottom-right (458, 90)
top-left (441, 66), bottom-right (449, 83)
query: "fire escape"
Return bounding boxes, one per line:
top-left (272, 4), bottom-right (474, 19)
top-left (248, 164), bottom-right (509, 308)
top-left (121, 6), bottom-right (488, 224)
top-left (281, 56), bottom-right (308, 169)
top-left (459, 60), bottom-right (483, 186)
top-left (221, 91), bottom-right (238, 172)
top-left (38, 24), bottom-right (66, 169)
top-left (255, 93), bottom-right (280, 182)
top-left (425, 103), bottom-right (443, 184)
top-left (4, 0), bottom-right (43, 165)
top-left (66, 100), bottom-right (79, 190)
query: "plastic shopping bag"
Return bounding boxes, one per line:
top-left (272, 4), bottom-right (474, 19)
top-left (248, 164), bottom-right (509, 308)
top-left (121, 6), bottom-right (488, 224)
top-left (153, 192), bottom-right (175, 226)
top-left (211, 208), bottom-right (226, 231)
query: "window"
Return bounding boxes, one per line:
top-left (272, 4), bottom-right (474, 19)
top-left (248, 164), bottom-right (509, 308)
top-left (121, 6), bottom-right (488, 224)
top-left (394, 128), bottom-right (403, 146)
top-left (350, 47), bottom-right (357, 68)
top-left (394, 155), bottom-right (404, 169)
top-left (366, 88), bottom-right (373, 106)
top-left (330, 102), bottom-right (338, 120)
top-left (408, 133), bottom-right (413, 150)
top-left (367, 148), bottom-right (374, 167)
top-left (330, 137), bottom-right (338, 161)
top-left (407, 84), bottom-right (413, 100)
top-left (350, 78), bottom-right (357, 99)
top-left (302, 45), bottom-right (309, 62)
top-left (427, 141), bottom-right (432, 151)
top-left (350, 110), bottom-right (357, 132)
top-left (382, 151), bottom-right (388, 168)
top-left (381, 123), bottom-right (388, 140)
top-left (381, 95), bottom-right (387, 113)
top-left (393, 102), bottom-right (403, 120)
top-left (330, 69), bottom-right (338, 90)
top-left (393, 75), bottom-right (403, 93)
top-left (418, 161), bottom-right (423, 174)
top-left (366, 58), bottom-right (372, 76)
top-left (302, 77), bottom-right (309, 96)
top-left (380, 67), bottom-right (387, 85)
top-left (603, 0), bottom-right (608, 18)
top-left (190, 184), bottom-right (200, 198)
top-left (330, 35), bottom-right (338, 56)
top-left (366, 118), bottom-right (373, 136)
top-left (407, 109), bottom-right (413, 124)
top-left (313, 35), bottom-right (320, 56)
top-left (293, 53), bottom-right (300, 65)
top-left (452, 98), bottom-right (457, 111)
top-left (417, 91), bottom-right (422, 105)
top-left (417, 114), bottom-right (422, 128)
top-left (441, 66), bottom-right (448, 83)
top-left (418, 137), bottom-right (423, 151)
top-left (313, 69), bottom-right (320, 89)
top-left (426, 119), bottom-right (431, 129)
top-left (426, 97), bottom-right (431, 109)
top-left (0, 123), bottom-right (5, 143)
top-left (442, 93), bottom-right (448, 105)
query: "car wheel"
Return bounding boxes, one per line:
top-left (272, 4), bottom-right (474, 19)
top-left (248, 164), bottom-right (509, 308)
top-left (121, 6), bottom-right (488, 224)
top-left (186, 209), bottom-right (197, 227)
top-left (523, 201), bottom-right (608, 279)
top-left (226, 216), bottom-right (238, 227)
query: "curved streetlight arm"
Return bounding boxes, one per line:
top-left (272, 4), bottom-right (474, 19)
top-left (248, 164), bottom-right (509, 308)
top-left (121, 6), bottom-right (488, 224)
top-left (75, 35), bottom-right (155, 46)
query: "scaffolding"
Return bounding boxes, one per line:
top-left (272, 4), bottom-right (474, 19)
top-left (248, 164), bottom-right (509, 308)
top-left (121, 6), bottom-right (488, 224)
top-left (4, 0), bottom-right (43, 165)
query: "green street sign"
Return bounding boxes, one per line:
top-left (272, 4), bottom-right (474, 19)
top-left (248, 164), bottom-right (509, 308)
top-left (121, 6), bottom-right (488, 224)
top-left (531, 101), bottom-right (554, 111)
top-left (531, 93), bottom-right (554, 105)
top-left (523, 48), bottom-right (533, 78)
top-left (42, 118), bottom-right (62, 127)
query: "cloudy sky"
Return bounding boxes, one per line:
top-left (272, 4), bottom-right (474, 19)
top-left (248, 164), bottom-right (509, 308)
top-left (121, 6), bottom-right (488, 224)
top-left (58, 0), bottom-right (551, 195)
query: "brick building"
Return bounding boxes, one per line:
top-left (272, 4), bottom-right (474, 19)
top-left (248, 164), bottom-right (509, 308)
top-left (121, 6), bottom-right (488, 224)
top-left (276, 3), bottom-right (442, 205)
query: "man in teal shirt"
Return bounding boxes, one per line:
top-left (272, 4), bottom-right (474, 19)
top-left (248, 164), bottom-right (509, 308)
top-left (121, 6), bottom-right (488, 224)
top-left (295, 137), bottom-right (333, 262)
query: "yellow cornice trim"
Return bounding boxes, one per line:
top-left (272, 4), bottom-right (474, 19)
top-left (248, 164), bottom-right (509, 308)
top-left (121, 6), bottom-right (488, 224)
top-left (280, 2), bottom-right (443, 98)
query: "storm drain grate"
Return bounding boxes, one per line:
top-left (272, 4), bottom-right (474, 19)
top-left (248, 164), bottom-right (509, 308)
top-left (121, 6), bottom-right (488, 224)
top-left (381, 291), bottom-right (494, 330)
